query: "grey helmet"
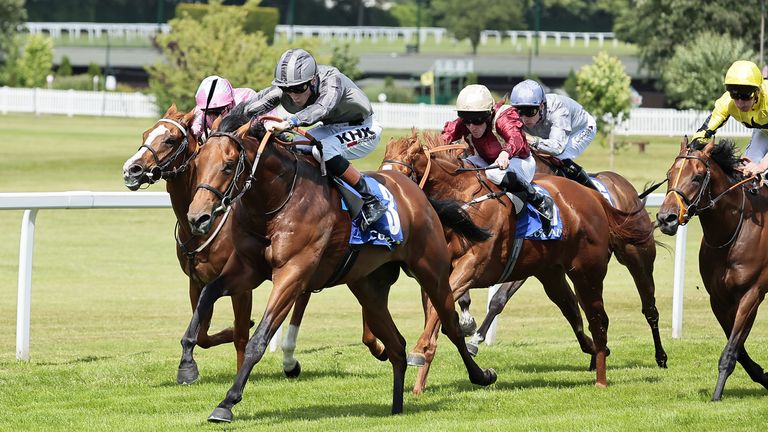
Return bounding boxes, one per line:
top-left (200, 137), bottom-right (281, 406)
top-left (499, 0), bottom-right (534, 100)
top-left (272, 48), bottom-right (318, 86)
top-left (510, 79), bottom-right (545, 106)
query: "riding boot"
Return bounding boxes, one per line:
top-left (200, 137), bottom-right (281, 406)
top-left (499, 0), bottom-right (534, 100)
top-left (352, 178), bottom-right (388, 231)
top-left (500, 172), bottom-right (554, 223)
top-left (562, 159), bottom-right (598, 190)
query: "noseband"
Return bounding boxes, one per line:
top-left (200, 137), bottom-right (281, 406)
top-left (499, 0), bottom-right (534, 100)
top-left (139, 118), bottom-right (194, 183)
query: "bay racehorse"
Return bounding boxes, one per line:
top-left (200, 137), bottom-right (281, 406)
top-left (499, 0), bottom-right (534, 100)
top-left (381, 131), bottom-right (654, 393)
top-left (465, 151), bottom-right (667, 368)
top-left (657, 136), bottom-right (768, 400)
top-left (181, 108), bottom-right (497, 422)
top-left (121, 104), bottom-right (331, 383)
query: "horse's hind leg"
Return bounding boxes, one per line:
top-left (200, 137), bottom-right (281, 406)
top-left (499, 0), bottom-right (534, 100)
top-left (347, 263), bottom-right (407, 414)
top-left (467, 279), bottom-right (526, 356)
top-left (281, 291), bottom-right (310, 378)
top-left (231, 289), bottom-right (254, 372)
top-left (613, 240), bottom-right (667, 368)
top-left (457, 291), bottom-right (477, 336)
top-left (711, 287), bottom-right (764, 401)
top-left (568, 269), bottom-right (609, 388)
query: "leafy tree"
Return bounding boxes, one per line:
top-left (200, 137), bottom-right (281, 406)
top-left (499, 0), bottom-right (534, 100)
top-left (16, 34), bottom-right (53, 88)
top-left (148, 0), bottom-right (281, 111)
top-left (87, 62), bottom-right (102, 77)
top-left (0, 0), bottom-right (26, 58)
top-left (431, 0), bottom-right (525, 54)
top-left (576, 52), bottom-right (630, 167)
top-left (330, 43), bottom-right (361, 81)
top-left (0, 35), bottom-right (21, 86)
top-left (57, 55), bottom-right (73, 77)
top-left (661, 32), bottom-right (756, 110)
top-left (614, 0), bottom-right (762, 77)
top-left (562, 68), bottom-right (578, 100)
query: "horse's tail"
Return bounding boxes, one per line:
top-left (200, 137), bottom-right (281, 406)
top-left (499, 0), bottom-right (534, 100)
top-left (428, 197), bottom-right (492, 242)
top-left (598, 197), bottom-right (655, 248)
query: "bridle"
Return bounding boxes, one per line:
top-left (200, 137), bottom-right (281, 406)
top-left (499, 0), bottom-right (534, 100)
top-left (666, 150), bottom-right (753, 248)
top-left (139, 117), bottom-right (196, 183)
top-left (194, 127), bottom-right (299, 218)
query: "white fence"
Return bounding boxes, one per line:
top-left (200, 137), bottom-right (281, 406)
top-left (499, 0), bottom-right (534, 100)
top-left (2, 192), bottom-right (687, 361)
top-left (0, 87), bottom-right (753, 137)
top-left (24, 22), bottom-right (171, 42)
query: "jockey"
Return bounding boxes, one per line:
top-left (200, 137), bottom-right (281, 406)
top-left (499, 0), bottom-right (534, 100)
top-left (441, 84), bottom-right (554, 222)
top-left (510, 79), bottom-right (598, 190)
top-left (243, 48), bottom-right (386, 231)
top-left (690, 60), bottom-right (768, 176)
top-left (191, 75), bottom-right (256, 141)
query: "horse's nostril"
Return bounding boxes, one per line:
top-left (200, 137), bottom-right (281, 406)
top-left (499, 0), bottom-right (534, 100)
top-left (129, 164), bottom-right (143, 175)
top-left (664, 213), bottom-right (678, 223)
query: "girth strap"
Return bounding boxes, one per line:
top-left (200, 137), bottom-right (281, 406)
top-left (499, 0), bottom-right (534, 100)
top-left (314, 248), bottom-right (360, 292)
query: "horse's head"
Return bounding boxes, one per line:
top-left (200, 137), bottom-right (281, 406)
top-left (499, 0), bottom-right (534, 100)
top-left (187, 106), bottom-right (255, 235)
top-left (657, 136), bottom-right (742, 234)
top-left (123, 104), bottom-right (196, 190)
top-left (380, 129), bottom-right (423, 180)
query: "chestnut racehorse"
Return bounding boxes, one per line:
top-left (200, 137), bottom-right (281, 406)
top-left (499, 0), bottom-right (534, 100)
top-left (381, 131), bottom-right (654, 393)
top-left (121, 105), bottom-right (331, 383)
top-left (465, 151), bottom-right (667, 368)
top-left (657, 137), bottom-right (768, 400)
top-left (181, 108), bottom-right (497, 422)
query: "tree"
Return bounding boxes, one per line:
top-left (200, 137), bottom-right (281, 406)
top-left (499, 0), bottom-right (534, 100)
top-left (0, 0), bottom-right (26, 58)
top-left (330, 43), bottom-right (362, 81)
top-left (661, 32), bottom-right (756, 110)
top-left (147, 0), bottom-right (281, 111)
top-left (57, 55), bottom-right (73, 76)
top-left (614, 0), bottom-right (762, 77)
top-left (576, 52), bottom-right (631, 168)
top-left (431, 0), bottom-right (525, 54)
top-left (16, 34), bottom-right (53, 88)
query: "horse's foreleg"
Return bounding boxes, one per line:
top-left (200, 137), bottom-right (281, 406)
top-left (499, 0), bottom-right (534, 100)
top-left (362, 318), bottom-right (388, 361)
top-left (208, 274), bottom-right (305, 423)
top-left (178, 276), bottom-right (225, 385)
top-left (736, 347), bottom-right (768, 391)
top-left (569, 271), bottom-right (609, 388)
top-left (231, 289), bottom-right (254, 373)
top-left (468, 279), bottom-right (526, 355)
top-left (712, 287), bottom-right (763, 401)
top-left (538, 271), bottom-right (596, 359)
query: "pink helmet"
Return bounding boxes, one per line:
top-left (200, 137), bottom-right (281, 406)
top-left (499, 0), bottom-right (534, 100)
top-left (195, 75), bottom-right (234, 109)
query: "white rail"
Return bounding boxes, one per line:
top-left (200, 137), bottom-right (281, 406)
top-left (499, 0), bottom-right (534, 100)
top-left (0, 191), bottom-right (282, 361)
top-left (2, 191), bottom-right (684, 361)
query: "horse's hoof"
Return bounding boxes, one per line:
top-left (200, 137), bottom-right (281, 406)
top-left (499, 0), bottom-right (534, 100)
top-left (656, 354), bottom-right (668, 369)
top-left (407, 353), bottom-right (426, 367)
top-left (467, 342), bottom-right (479, 357)
top-left (484, 368), bottom-right (498, 386)
top-left (595, 381), bottom-right (608, 389)
top-left (284, 361), bottom-right (301, 378)
top-left (177, 364), bottom-right (200, 385)
top-left (207, 407), bottom-right (233, 423)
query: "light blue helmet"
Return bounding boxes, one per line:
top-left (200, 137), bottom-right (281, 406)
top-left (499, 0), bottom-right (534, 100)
top-left (510, 79), bottom-right (545, 106)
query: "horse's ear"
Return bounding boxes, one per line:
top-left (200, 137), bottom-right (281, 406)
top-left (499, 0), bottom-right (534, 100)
top-left (164, 103), bottom-right (178, 117)
top-left (211, 115), bottom-right (223, 131)
top-left (701, 141), bottom-right (716, 156)
top-left (681, 135), bottom-right (689, 151)
top-left (235, 121), bottom-right (251, 139)
top-left (181, 110), bottom-right (196, 126)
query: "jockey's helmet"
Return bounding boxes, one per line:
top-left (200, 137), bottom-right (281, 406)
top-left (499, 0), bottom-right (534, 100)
top-left (456, 84), bottom-right (494, 112)
top-left (510, 79), bottom-right (545, 107)
top-left (724, 60), bottom-right (763, 89)
top-left (195, 75), bottom-right (234, 109)
top-left (272, 48), bottom-right (318, 87)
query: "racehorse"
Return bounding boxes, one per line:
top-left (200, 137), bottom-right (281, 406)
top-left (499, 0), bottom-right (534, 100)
top-left (381, 130), bottom-right (655, 393)
top-left (464, 151), bottom-right (667, 368)
top-left (657, 136), bottom-right (768, 400)
top-left (181, 108), bottom-right (497, 422)
top-left (121, 105), bottom-right (337, 383)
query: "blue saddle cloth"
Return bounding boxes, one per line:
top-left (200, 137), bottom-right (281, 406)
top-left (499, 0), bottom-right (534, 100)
top-left (340, 176), bottom-right (403, 250)
top-left (588, 176), bottom-right (616, 207)
top-left (515, 185), bottom-right (563, 240)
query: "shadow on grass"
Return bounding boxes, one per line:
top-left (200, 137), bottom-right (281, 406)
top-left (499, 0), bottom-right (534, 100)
top-left (35, 354), bottom-right (116, 366)
top-left (154, 366), bottom-right (382, 388)
top-left (234, 399), bottom-right (449, 423)
top-left (697, 386), bottom-right (768, 400)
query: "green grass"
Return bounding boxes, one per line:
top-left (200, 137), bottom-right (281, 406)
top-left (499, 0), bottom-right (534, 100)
top-left (1, 113), bottom-right (767, 431)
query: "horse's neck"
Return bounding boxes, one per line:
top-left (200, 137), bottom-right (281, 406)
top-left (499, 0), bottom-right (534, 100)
top-left (699, 171), bottom-right (745, 246)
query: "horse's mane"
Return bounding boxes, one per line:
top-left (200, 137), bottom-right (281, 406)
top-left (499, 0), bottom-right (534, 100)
top-left (218, 102), bottom-right (251, 133)
top-left (690, 138), bottom-right (743, 181)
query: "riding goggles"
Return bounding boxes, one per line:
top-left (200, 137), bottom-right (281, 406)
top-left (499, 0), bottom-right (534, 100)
top-left (459, 112), bottom-right (491, 125)
top-left (280, 81), bottom-right (311, 94)
top-left (728, 89), bottom-right (756, 101)
top-left (516, 106), bottom-right (540, 117)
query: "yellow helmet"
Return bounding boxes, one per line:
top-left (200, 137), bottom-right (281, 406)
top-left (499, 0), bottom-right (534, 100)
top-left (456, 85), bottom-right (494, 112)
top-left (723, 60), bottom-right (762, 88)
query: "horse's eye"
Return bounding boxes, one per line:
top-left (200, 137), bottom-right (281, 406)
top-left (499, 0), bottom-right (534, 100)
top-left (692, 174), bottom-right (704, 183)
top-left (222, 161), bottom-right (236, 174)
top-left (162, 138), bottom-right (175, 146)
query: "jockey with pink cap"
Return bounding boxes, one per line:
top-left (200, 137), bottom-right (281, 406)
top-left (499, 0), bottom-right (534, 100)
top-left (191, 75), bottom-right (256, 140)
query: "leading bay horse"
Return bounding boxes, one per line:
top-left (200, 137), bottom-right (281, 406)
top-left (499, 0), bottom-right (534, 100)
top-left (181, 109), bottom-right (497, 422)
top-left (121, 105), bottom-right (337, 383)
top-left (465, 151), bottom-right (667, 368)
top-left (657, 137), bottom-right (768, 400)
top-left (381, 131), bottom-right (655, 393)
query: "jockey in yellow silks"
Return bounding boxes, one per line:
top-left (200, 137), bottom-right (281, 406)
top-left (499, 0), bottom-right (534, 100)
top-left (691, 60), bottom-right (768, 176)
